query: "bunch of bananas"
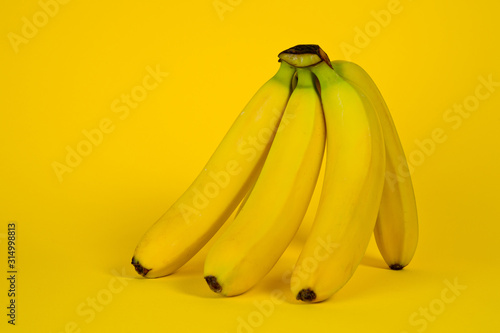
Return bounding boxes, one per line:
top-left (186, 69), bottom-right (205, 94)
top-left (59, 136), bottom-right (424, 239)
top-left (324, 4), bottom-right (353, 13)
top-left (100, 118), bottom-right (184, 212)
top-left (131, 45), bottom-right (418, 303)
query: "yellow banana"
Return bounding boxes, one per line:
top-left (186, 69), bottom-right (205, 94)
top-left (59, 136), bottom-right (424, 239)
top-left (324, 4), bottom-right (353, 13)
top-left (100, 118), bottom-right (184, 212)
top-left (131, 61), bottom-right (295, 278)
top-left (280, 45), bottom-right (386, 302)
top-left (204, 68), bottom-right (326, 296)
top-left (233, 174), bottom-right (255, 218)
top-left (331, 60), bottom-right (418, 270)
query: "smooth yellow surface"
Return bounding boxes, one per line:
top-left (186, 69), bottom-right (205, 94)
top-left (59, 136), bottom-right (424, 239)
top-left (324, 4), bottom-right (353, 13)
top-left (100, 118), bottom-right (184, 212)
top-left (1, 0), bottom-right (499, 332)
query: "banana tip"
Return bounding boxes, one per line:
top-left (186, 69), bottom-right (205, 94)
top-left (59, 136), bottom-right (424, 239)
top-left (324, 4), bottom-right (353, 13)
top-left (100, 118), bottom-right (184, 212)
top-left (389, 264), bottom-right (405, 270)
top-left (131, 256), bottom-right (151, 277)
top-left (296, 288), bottom-right (316, 302)
top-left (204, 275), bottom-right (222, 293)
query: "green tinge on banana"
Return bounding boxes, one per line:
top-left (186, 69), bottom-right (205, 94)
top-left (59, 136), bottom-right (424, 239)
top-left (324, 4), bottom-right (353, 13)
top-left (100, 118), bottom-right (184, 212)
top-left (331, 60), bottom-right (418, 270)
top-left (204, 68), bottom-right (326, 296)
top-left (131, 61), bottom-right (295, 278)
top-left (280, 46), bottom-right (386, 303)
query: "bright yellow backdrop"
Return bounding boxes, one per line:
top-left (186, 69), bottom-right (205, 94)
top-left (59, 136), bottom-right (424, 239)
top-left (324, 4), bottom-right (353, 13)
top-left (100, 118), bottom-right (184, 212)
top-left (1, 0), bottom-right (499, 332)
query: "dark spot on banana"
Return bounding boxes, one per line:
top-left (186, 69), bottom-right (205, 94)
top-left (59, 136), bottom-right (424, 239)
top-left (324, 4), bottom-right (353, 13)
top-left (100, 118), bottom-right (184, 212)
top-left (204, 275), bottom-right (222, 293)
top-left (390, 263), bottom-right (405, 270)
top-left (296, 288), bottom-right (317, 302)
top-left (131, 256), bottom-right (151, 277)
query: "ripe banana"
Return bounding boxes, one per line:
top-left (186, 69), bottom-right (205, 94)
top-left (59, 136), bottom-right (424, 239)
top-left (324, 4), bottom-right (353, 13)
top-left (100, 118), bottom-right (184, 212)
top-left (280, 45), bottom-right (386, 302)
top-left (131, 61), bottom-right (296, 278)
top-left (204, 68), bottom-right (326, 296)
top-left (331, 60), bottom-right (418, 270)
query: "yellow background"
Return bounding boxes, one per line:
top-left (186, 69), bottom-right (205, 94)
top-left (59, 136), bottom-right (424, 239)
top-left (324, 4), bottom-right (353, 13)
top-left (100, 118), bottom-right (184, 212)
top-left (1, 0), bottom-right (499, 332)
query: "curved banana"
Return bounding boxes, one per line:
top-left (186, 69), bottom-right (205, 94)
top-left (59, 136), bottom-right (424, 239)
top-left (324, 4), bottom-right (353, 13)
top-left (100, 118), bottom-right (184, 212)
top-left (280, 45), bottom-right (386, 303)
top-left (204, 68), bottom-right (326, 296)
top-left (331, 60), bottom-right (418, 270)
top-left (131, 61), bottom-right (296, 278)
top-left (233, 174), bottom-right (255, 218)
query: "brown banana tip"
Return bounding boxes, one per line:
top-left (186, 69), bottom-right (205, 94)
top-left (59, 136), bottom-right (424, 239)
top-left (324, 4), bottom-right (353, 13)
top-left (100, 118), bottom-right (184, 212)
top-left (279, 44), bottom-right (320, 55)
top-left (204, 275), bottom-right (222, 293)
top-left (131, 257), bottom-right (151, 277)
top-left (390, 264), bottom-right (405, 270)
top-left (296, 288), bottom-right (316, 302)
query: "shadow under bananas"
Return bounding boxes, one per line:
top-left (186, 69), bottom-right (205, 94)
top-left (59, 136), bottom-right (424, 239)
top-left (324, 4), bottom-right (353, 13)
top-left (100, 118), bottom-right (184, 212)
top-left (135, 228), bottom-right (392, 301)
top-left (162, 243), bottom-right (221, 299)
top-left (166, 274), bottom-right (221, 299)
top-left (360, 254), bottom-right (388, 270)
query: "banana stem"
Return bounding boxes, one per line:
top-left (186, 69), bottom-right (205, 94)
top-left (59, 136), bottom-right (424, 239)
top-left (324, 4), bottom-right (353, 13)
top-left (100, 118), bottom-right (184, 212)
top-left (278, 44), bottom-right (333, 68)
top-left (309, 61), bottom-right (342, 88)
top-left (273, 61), bottom-right (296, 87)
top-left (295, 68), bottom-right (315, 89)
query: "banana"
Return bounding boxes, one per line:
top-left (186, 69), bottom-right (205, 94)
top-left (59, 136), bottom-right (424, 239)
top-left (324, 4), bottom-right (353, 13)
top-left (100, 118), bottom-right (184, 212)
top-left (131, 61), bottom-right (296, 278)
top-left (280, 45), bottom-right (386, 303)
top-left (204, 68), bottom-right (326, 296)
top-left (233, 174), bottom-right (255, 218)
top-left (331, 60), bottom-right (418, 270)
